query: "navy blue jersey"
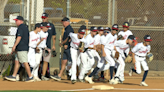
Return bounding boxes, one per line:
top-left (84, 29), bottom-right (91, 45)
top-left (15, 24), bottom-right (29, 51)
top-left (62, 25), bottom-right (74, 49)
top-left (46, 23), bottom-right (56, 49)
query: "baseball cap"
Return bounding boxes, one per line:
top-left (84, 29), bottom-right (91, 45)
top-left (78, 28), bottom-right (85, 34)
top-left (42, 13), bottom-right (49, 19)
top-left (79, 25), bottom-right (87, 30)
top-left (128, 35), bottom-right (136, 42)
top-left (144, 35), bottom-right (152, 41)
top-left (97, 26), bottom-right (104, 31)
top-left (13, 16), bottom-right (24, 21)
top-left (123, 22), bottom-right (129, 28)
top-left (112, 24), bottom-right (119, 31)
top-left (61, 17), bottom-right (70, 22)
top-left (35, 23), bottom-right (42, 28)
top-left (41, 22), bottom-right (50, 28)
top-left (90, 26), bottom-right (98, 32)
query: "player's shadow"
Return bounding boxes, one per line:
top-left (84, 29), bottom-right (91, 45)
top-left (122, 83), bottom-right (139, 85)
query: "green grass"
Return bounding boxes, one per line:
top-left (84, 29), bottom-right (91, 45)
top-left (0, 90), bottom-right (70, 92)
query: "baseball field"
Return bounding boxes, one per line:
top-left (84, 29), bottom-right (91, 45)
top-left (0, 72), bottom-right (164, 92)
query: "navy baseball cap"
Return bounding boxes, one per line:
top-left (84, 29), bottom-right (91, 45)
top-left (42, 13), bottom-right (49, 19)
top-left (13, 16), bottom-right (24, 21)
top-left (78, 28), bottom-right (85, 34)
top-left (104, 27), bottom-right (111, 33)
top-left (123, 22), bottom-right (130, 28)
top-left (90, 26), bottom-right (98, 32)
top-left (35, 23), bottom-right (42, 28)
top-left (79, 25), bottom-right (87, 30)
top-left (61, 17), bottom-right (70, 22)
top-left (41, 22), bottom-right (50, 28)
top-left (128, 35), bottom-right (136, 42)
top-left (112, 24), bottom-right (119, 31)
top-left (144, 35), bottom-right (152, 41)
top-left (97, 26), bottom-right (104, 31)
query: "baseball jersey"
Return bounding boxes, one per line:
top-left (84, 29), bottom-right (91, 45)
top-left (94, 34), bottom-right (101, 45)
top-left (69, 32), bottom-right (85, 49)
top-left (84, 34), bottom-right (95, 48)
top-left (101, 33), bottom-right (116, 50)
top-left (38, 30), bottom-right (48, 48)
top-left (132, 42), bottom-right (151, 57)
top-left (29, 31), bottom-right (40, 48)
top-left (118, 30), bottom-right (133, 40)
top-left (114, 40), bottom-right (130, 57)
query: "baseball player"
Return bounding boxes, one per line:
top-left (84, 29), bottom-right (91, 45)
top-left (85, 25), bottom-right (118, 84)
top-left (78, 26), bottom-right (97, 83)
top-left (118, 22), bottom-right (133, 40)
top-left (28, 23), bottom-right (42, 77)
top-left (32, 22), bottom-right (49, 81)
top-left (112, 35), bottom-right (136, 84)
top-left (129, 35), bottom-right (152, 86)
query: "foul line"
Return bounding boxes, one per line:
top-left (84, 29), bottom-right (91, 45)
top-left (61, 88), bottom-right (164, 91)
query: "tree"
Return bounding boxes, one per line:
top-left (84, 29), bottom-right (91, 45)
top-left (0, 0), bottom-right (8, 22)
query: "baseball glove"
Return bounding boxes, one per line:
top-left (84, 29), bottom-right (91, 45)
top-left (117, 35), bottom-right (124, 40)
top-left (147, 53), bottom-right (153, 63)
top-left (125, 55), bottom-right (132, 63)
top-left (35, 47), bottom-right (40, 53)
top-left (115, 51), bottom-right (119, 59)
top-left (43, 49), bottom-right (50, 57)
top-left (78, 42), bottom-right (85, 52)
top-left (52, 50), bottom-right (57, 57)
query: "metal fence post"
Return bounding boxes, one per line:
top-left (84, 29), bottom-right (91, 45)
top-left (66, 0), bottom-right (70, 18)
top-left (108, 0), bottom-right (111, 27)
top-left (112, 0), bottom-right (115, 25)
top-left (33, 0), bottom-right (37, 24)
top-left (28, 0), bottom-right (31, 31)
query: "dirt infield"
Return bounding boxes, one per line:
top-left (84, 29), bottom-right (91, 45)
top-left (0, 75), bottom-right (164, 92)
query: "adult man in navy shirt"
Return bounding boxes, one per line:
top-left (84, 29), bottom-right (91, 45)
top-left (41, 13), bottom-right (56, 80)
top-left (5, 16), bottom-right (34, 82)
top-left (51, 17), bottom-right (74, 81)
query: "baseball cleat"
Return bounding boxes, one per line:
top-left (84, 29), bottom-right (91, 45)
top-left (129, 68), bottom-right (133, 76)
top-left (85, 76), bottom-right (94, 84)
top-left (109, 79), bottom-right (115, 84)
top-left (5, 76), bottom-right (16, 82)
top-left (16, 74), bottom-right (20, 81)
top-left (78, 79), bottom-right (85, 83)
top-left (50, 75), bottom-right (61, 81)
top-left (71, 80), bottom-right (76, 84)
top-left (41, 76), bottom-right (49, 81)
top-left (25, 77), bottom-right (34, 82)
top-left (34, 77), bottom-right (41, 82)
top-left (140, 82), bottom-right (148, 86)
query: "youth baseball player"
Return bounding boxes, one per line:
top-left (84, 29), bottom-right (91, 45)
top-left (112, 35), bottom-right (136, 84)
top-left (129, 35), bottom-right (153, 86)
top-left (32, 22), bottom-right (49, 81)
top-left (85, 24), bottom-right (118, 84)
top-left (78, 26), bottom-right (97, 83)
top-left (28, 23), bottom-right (42, 78)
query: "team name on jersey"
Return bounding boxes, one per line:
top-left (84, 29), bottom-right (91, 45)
top-left (120, 47), bottom-right (128, 50)
top-left (139, 49), bottom-right (148, 53)
top-left (32, 37), bottom-right (40, 42)
top-left (90, 41), bottom-right (95, 45)
top-left (73, 42), bottom-right (80, 46)
top-left (109, 40), bottom-right (115, 44)
top-left (124, 35), bottom-right (127, 39)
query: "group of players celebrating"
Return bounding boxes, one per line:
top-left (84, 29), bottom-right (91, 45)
top-left (51, 21), bottom-right (153, 87)
top-left (4, 12), bottom-right (153, 87)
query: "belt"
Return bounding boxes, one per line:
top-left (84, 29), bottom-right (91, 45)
top-left (71, 47), bottom-right (78, 50)
top-left (30, 47), bottom-right (36, 49)
top-left (136, 55), bottom-right (145, 58)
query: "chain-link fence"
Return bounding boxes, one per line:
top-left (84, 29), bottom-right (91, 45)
top-left (0, 0), bottom-right (164, 75)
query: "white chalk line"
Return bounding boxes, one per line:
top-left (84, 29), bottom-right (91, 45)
top-left (61, 88), bottom-right (164, 91)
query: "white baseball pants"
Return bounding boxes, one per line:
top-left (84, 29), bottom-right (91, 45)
top-left (69, 48), bottom-right (80, 80)
top-left (134, 55), bottom-right (149, 74)
top-left (115, 54), bottom-right (125, 81)
top-left (32, 48), bottom-right (43, 77)
top-left (78, 50), bottom-right (95, 80)
top-left (97, 48), bottom-right (115, 70)
top-left (28, 47), bottom-right (36, 68)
